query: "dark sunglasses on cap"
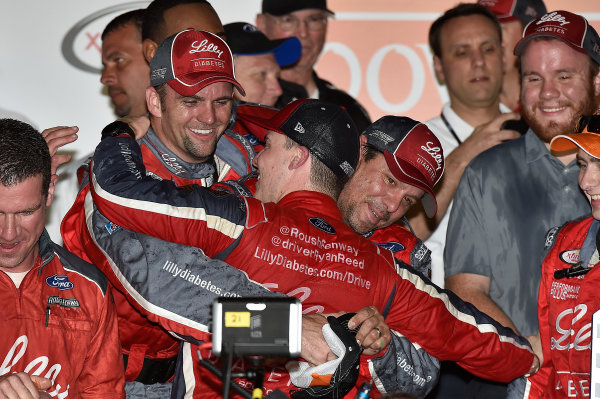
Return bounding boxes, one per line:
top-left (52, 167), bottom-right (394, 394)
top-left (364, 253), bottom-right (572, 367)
top-left (577, 115), bottom-right (600, 133)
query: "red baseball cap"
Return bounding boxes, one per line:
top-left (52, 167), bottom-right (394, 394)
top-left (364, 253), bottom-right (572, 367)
top-left (150, 29), bottom-right (245, 97)
top-left (478, 0), bottom-right (546, 24)
top-left (363, 117), bottom-right (444, 218)
top-left (514, 10), bottom-right (600, 65)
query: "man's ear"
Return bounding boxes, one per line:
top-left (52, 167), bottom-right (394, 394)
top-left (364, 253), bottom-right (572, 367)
top-left (433, 55), bottom-right (445, 84)
top-left (357, 135), bottom-right (368, 162)
top-left (255, 14), bottom-right (267, 32)
top-left (143, 38), bottom-right (158, 63)
top-left (46, 175), bottom-right (57, 208)
top-left (146, 86), bottom-right (162, 118)
top-left (593, 68), bottom-right (600, 98)
top-left (289, 145), bottom-right (310, 170)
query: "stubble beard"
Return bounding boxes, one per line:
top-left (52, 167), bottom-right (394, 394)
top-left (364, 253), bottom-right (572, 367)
top-left (183, 134), bottom-right (218, 163)
top-left (523, 85), bottom-right (597, 143)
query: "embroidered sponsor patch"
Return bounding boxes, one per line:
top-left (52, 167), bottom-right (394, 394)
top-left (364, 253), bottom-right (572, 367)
top-left (45, 274), bottom-right (74, 290)
top-left (47, 296), bottom-right (80, 308)
top-left (559, 249), bottom-right (580, 265)
top-left (104, 221), bottom-right (122, 234)
top-left (413, 244), bottom-right (429, 261)
top-left (544, 226), bottom-right (560, 250)
top-left (308, 217), bottom-right (336, 235)
top-left (373, 241), bottom-right (405, 253)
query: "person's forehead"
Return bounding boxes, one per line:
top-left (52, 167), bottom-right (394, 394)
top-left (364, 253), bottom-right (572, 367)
top-left (265, 130), bottom-right (283, 140)
top-left (234, 52), bottom-right (279, 68)
top-left (102, 23), bottom-right (141, 51)
top-left (0, 177), bottom-right (45, 211)
top-left (578, 148), bottom-right (600, 163)
top-left (520, 38), bottom-right (590, 67)
top-left (441, 14), bottom-right (500, 44)
top-left (357, 151), bottom-right (425, 195)
top-left (285, 8), bottom-right (329, 17)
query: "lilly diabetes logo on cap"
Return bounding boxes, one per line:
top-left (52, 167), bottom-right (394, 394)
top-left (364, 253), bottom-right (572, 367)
top-left (61, 2), bottom-right (149, 74)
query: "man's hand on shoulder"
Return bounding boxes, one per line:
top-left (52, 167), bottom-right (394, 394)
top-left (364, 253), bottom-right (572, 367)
top-left (450, 112), bottom-right (521, 169)
top-left (119, 115), bottom-right (150, 140)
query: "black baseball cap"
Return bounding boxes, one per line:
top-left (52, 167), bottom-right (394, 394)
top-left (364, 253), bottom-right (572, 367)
top-left (363, 116), bottom-right (444, 218)
top-left (224, 22), bottom-right (302, 67)
top-left (248, 99), bottom-right (359, 181)
top-left (262, 0), bottom-right (334, 16)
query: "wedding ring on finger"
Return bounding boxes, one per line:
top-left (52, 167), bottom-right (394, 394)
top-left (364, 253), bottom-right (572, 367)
top-left (375, 327), bottom-right (382, 338)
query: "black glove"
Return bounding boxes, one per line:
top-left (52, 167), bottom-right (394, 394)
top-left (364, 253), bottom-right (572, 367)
top-left (291, 313), bottom-right (362, 399)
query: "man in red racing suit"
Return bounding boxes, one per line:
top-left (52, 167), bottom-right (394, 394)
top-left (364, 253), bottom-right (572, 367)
top-left (233, 111), bottom-right (436, 278)
top-left (1, 231), bottom-right (125, 398)
top-left (89, 99), bottom-right (538, 398)
top-left (60, 29), bottom-right (256, 390)
top-left (0, 119), bottom-right (124, 398)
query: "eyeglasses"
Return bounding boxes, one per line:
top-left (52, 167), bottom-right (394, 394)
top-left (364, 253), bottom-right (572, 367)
top-left (577, 115), bottom-right (600, 133)
top-left (266, 13), bottom-right (329, 32)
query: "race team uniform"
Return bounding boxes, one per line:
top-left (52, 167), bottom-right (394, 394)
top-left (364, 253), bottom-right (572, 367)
top-left (60, 125), bottom-right (255, 393)
top-left (88, 134), bottom-right (535, 398)
top-left (0, 231), bottom-right (124, 398)
top-left (82, 167), bottom-right (439, 398)
top-left (513, 217), bottom-right (599, 398)
top-left (216, 175), bottom-right (433, 278)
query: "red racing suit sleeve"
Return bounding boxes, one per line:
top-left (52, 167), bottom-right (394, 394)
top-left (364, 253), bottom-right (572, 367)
top-left (384, 261), bottom-right (535, 383)
top-left (90, 135), bottom-right (247, 257)
top-left (86, 195), bottom-right (283, 345)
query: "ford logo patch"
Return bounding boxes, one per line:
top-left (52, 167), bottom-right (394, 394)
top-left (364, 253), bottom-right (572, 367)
top-left (309, 217), bottom-right (336, 235)
top-left (374, 241), bottom-right (405, 253)
top-left (46, 274), bottom-right (74, 290)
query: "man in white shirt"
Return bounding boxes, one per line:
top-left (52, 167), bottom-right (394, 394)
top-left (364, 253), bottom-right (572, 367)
top-left (407, 3), bottom-right (521, 287)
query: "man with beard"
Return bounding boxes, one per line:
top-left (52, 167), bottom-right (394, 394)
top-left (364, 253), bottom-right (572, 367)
top-left (443, 10), bottom-right (600, 398)
top-left (60, 29), bottom-right (256, 398)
